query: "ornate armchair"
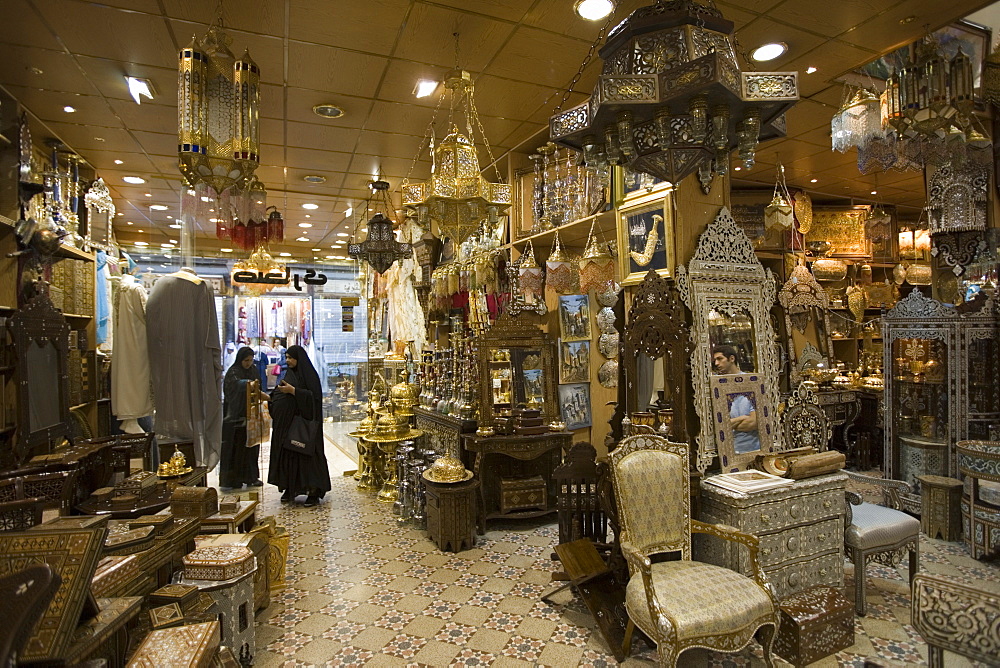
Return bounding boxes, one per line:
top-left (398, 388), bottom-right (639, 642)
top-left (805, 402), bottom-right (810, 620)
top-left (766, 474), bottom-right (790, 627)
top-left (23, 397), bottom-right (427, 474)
top-left (955, 440), bottom-right (1000, 559)
top-left (843, 471), bottom-right (920, 616)
top-left (608, 434), bottom-right (779, 666)
top-left (911, 572), bottom-right (1000, 667)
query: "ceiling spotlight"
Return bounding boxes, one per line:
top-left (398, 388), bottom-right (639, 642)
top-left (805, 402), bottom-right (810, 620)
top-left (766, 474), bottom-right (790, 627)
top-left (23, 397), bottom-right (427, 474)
top-left (135, 241), bottom-right (149, 246)
top-left (304, 214), bottom-right (311, 218)
top-left (870, 190), bottom-right (878, 195)
top-left (413, 79), bottom-right (440, 98)
top-left (900, 15), bottom-right (916, 24)
top-left (150, 204), bottom-right (168, 211)
top-left (170, 224), bottom-right (183, 229)
top-left (303, 174), bottom-right (327, 184)
top-left (126, 221), bottom-right (133, 225)
top-left (220, 248), bottom-right (233, 253)
top-left (94, 137), bottom-right (105, 142)
top-left (125, 76), bottom-right (155, 104)
top-left (313, 103), bottom-right (344, 119)
top-left (29, 67), bottom-right (43, 75)
top-left (806, 66), bottom-right (817, 74)
top-left (279, 252), bottom-right (291, 257)
top-left (63, 105), bottom-right (76, 113)
top-left (123, 176), bottom-right (146, 184)
top-left (144, 193), bottom-right (152, 197)
top-left (114, 159), bottom-right (124, 165)
top-left (733, 166), bottom-right (742, 171)
top-left (574, 0), bottom-right (614, 20)
top-left (298, 222), bottom-right (313, 228)
top-left (311, 248), bottom-right (321, 251)
top-left (344, 207), bottom-right (353, 218)
top-left (302, 203), bottom-right (319, 210)
top-left (751, 42), bottom-right (788, 62)
top-left (165, 215), bottom-right (173, 219)
top-left (160, 243), bottom-right (173, 248)
top-left (326, 255), bottom-right (336, 259)
top-left (810, 178), bottom-right (818, 183)
top-left (296, 236), bottom-right (309, 242)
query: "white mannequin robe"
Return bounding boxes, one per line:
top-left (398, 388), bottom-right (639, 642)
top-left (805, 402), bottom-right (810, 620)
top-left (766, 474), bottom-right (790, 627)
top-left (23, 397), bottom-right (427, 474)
top-left (111, 275), bottom-right (154, 420)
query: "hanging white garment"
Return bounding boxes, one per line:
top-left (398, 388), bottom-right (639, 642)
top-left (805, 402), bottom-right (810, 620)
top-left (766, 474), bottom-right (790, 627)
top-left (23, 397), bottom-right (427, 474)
top-left (111, 275), bottom-right (154, 421)
top-left (383, 221), bottom-right (427, 354)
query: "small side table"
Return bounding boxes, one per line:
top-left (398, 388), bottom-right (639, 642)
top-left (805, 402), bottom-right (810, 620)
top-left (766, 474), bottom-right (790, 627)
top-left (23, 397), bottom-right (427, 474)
top-left (918, 475), bottom-right (964, 541)
top-left (424, 478), bottom-right (479, 553)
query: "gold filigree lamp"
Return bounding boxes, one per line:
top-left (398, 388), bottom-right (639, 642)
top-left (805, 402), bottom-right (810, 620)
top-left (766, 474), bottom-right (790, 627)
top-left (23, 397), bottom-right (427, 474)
top-left (402, 70), bottom-right (511, 244)
top-left (177, 22), bottom-right (260, 195)
top-left (230, 245), bottom-right (286, 297)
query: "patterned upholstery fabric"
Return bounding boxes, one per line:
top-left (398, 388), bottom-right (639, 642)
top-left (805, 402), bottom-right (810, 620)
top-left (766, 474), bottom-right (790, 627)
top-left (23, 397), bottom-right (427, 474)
top-left (617, 449), bottom-right (688, 554)
top-left (625, 561), bottom-right (773, 640)
top-left (846, 501), bottom-right (919, 550)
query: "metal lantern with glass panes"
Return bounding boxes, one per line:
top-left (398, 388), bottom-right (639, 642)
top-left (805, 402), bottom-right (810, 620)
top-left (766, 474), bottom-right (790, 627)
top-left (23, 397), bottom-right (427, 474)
top-left (349, 180), bottom-right (412, 275)
top-left (402, 70), bottom-right (511, 244)
top-left (549, 0), bottom-right (798, 183)
top-left (178, 22), bottom-right (260, 195)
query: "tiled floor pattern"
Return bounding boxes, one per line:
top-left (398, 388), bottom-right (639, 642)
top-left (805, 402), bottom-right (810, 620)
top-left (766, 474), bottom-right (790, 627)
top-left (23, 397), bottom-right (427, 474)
top-left (237, 465), bottom-right (1000, 668)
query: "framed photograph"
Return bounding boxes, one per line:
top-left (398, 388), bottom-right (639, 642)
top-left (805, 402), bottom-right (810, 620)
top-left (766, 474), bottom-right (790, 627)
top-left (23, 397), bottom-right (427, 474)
top-left (559, 340), bottom-right (590, 383)
top-left (617, 191), bottom-right (674, 286)
top-left (710, 373), bottom-right (777, 472)
top-left (614, 165), bottom-right (670, 207)
top-left (559, 382), bottom-right (592, 430)
top-left (558, 294), bottom-right (592, 342)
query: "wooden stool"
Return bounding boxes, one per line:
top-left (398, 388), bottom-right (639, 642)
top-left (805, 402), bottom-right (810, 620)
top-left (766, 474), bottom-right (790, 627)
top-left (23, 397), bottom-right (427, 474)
top-left (918, 475), bottom-right (963, 541)
top-left (424, 478), bottom-right (479, 553)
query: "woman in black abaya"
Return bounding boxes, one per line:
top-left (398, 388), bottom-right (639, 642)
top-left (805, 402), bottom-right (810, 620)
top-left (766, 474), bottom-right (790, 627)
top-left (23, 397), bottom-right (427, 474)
top-left (220, 346), bottom-right (266, 489)
top-left (266, 345), bottom-right (331, 506)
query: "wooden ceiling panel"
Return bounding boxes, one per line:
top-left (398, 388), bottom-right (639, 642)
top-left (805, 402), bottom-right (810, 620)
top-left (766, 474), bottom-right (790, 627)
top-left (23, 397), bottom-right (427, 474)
top-left (730, 17), bottom-right (826, 70)
top-left (353, 129), bottom-right (425, 163)
top-left (1, 0), bottom-right (62, 51)
top-left (466, 74), bottom-right (563, 123)
top-left (130, 129), bottom-right (179, 157)
top-left (393, 3), bottom-right (517, 72)
top-left (769, 0), bottom-right (897, 39)
top-left (841, 0), bottom-right (993, 52)
top-left (260, 84), bottom-right (284, 121)
top-left (41, 1), bottom-right (177, 69)
top-left (1, 86), bottom-right (115, 127)
top-left (363, 100), bottom-right (437, 139)
top-left (164, 0), bottom-right (286, 38)
top-left (284, 146), bottom-right (354, 174)
top-left (429, 0), bottom-right (535, 22)
top-left (484, 26), bottom-right (593, 89)
top-left (286, 42), bottom-right (389, 98)
top-left (286, 0), bottom-right (411, 56)
top-left (107, 98), bottom-right (177, 135)
top-left (0, 46), bottom-right (95, 95)
top-left (39, 120), bottom-right (137, 154)
top-left (285, 121), bottom-right (362, 153)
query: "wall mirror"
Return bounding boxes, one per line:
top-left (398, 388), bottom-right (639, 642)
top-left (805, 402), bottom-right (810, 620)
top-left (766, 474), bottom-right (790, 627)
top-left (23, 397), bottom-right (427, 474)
top-left (777, 261), bottom-right (833, 384)
top-left (83, 177), bottom-right (115, 252)
top-left (11, 291), bottom-right (73, 464)
top-left (678, 207), bottom-right (785, 472)
top-left (476, 311), bottom-right (558, 429)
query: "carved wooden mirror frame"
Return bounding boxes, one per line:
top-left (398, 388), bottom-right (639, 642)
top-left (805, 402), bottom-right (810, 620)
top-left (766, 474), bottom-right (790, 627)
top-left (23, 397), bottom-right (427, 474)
top-left (778, 260), bottom-right (833, 384)
top-left (10, 291), bottom-right (73, 464)
top-left (475, 311), bottom-right (559, 430)
top-left (677, 207), bottom-right (784, 472)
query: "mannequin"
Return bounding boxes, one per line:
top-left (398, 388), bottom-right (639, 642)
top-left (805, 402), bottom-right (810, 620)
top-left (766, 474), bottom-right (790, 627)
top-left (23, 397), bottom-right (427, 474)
top-left (146, 266), bottom-right (223, 471)
top-left (111, 257), bottom-right (154, 435)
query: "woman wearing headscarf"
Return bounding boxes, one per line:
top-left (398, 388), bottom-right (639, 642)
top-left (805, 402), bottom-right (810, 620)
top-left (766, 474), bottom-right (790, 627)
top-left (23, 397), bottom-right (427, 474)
top-left (267, 345), bottom-right (331, 506)
top-left (220, 347), bottom-right (268, 489)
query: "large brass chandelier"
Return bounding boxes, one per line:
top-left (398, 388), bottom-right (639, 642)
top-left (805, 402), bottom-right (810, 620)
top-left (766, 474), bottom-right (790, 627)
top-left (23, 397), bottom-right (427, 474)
top-left (548, 0), bottom-right (798, 184)
top-left (834, 32), bottom-right (991, 173)
top-left (402, 70), bottom-right (511, 244)
top-left (177, 21), bottom-right (260, 195)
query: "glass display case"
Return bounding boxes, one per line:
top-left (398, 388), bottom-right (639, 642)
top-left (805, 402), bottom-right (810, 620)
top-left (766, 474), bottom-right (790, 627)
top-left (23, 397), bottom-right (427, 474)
top-left (883, 289), bottom-right (1000, 489)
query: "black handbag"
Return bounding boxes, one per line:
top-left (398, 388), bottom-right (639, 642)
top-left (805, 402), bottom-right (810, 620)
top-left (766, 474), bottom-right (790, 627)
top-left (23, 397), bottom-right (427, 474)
top-left (283, 414), bottom-right (321, 455)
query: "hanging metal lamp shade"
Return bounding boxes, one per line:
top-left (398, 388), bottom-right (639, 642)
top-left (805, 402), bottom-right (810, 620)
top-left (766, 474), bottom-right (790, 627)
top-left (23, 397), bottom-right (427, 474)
top-left (578, 221), bottom-right (615, 293)
top-left (831, 88), bottom-right (881, 153)
top-left (545, 231), bottom-right (576, 294)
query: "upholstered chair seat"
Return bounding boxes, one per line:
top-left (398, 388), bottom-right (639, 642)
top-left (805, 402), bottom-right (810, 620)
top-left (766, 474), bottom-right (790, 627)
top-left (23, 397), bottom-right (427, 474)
top-left (846, 501), bottom-right (921, 550)
top-left (624, 560), bottom-right (775, 642)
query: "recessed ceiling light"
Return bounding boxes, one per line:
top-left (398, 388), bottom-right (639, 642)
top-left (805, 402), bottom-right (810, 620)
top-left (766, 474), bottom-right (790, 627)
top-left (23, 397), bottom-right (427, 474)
top-left (302, 203), bottom-right (319, 210)
top-left (810, 178), bottom-right (818, 183)
top-left (344, 207), bottom-right (353, 217)
top-left (126, 221), bottom-right (133, 225)
top-left (114, 159), bottom-right (124, 165)
top-left (140, 256), bottom-right (150, 260)
top-left (125, 76), bottom-right (155, 104)
top-left (150, 204), bottom-right (168, 211)
top-left (220, 248), bottom-right (233, 253)
top-left (870, 190), bottom-right (878, 195)
top-left (751, 42), bottom-right (787, 62)
top-left (63, 105), bottom-right (76, 113)
top-left (304, 214), bottom-right (311, 219)
top-left (123, 176), bottom-right (146, 184)
top-left (733, 166), bottom-right (742, 171)
top-left (413, 79), bottom-right (440, 98)
top-left (303, 175), bottom-right (326, 184)
top-left (336, 232), bottom-right (350, 237)
top-left (298, 222), bottom-right (313, 228)
top-left (117, 213), bottom-right (123, 216)
top-left (94, 136), bottom-right (105, 142)
top-left (806, 66), bottom-right (817, 74)
top-left (144, 193), bottom-right (152, 197)
top-left (326, 255), bottom-right (336, 259)
top-left (574, 0), bottom-right (614, 21)
top-left (900, 15), bottom-right (916, 24)
top-left (165, 215), bottom-right (173, 219)
top-left (29, 66), bottom-right (43, 75)
top-left (201, 196), bottom-right (211, 202)
top-left (311, 248), bottom-right (321, 252)
top-left (296, 236), bottom-right (309, 242)
top-left (313, 103), bottom-right (344, 119)
top-left (170, 223), bottom-right (182, 229)
top-left (135, 241), bottom-right (149, 246)
top-left (160, 243), bottom-right (173, 247)
top-left (279, 252), bottom-right (291, 257)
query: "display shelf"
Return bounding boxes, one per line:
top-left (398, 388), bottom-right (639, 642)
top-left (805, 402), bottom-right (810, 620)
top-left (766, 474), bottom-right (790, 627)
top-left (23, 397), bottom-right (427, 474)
top-left (0, 305), bottom-right (15, 315)
top-left (54, 244), bottom-right (95, 262)
top-left (508, 210), bottom-right (614, 251)
top-left (63, 313), bottom-right (92, 329)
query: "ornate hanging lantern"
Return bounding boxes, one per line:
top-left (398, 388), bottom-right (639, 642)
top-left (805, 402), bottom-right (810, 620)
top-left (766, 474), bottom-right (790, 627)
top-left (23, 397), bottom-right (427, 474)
top-left (178, 22), bottom-right (260, 195)
top-left (549, 0), bottom-right (798, 183)
top-left (402, 70), bottom-right (511, 244)
top-left (349, 180), bottom-right (412, 275)
top-left (517, 240), bottom-right (545, 307)
top-left (831, 88), bottom-right (882, 152)
top-left (545, 231), bottom-right (576, 294)
top-left (231, 246), bottom-right (286, 297)
top-left (578, 221), bottom-right (615, 293)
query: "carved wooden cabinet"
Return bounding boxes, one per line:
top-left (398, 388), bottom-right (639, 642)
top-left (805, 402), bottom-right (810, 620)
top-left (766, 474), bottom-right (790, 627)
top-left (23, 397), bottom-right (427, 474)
top-left (698, 472), bottom-right (846, 599)
top-left (883, 290), bottom-right (1000, 489)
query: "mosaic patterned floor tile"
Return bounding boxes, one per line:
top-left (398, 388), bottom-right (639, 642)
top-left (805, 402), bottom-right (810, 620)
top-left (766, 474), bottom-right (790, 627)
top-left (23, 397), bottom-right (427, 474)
top-left (483, 612), bottom-right (524, 634)
top-left (500, 634), bottom-right (547, 661)
top-left (447, 648), bottom-right (496, 666)
top-left (320, 645), bottom-right (374, 666)
top-left (869, 637), bottom-right (925, 663)
top-left (382, 633), bottom-right (429, 659)
top-left (320, 620), bottom-right (367, 643)
top-left (375, 610), bottom-right (417, 631)
top-left (266, 630), bottom-right (314, 657)
top-left (434, 621), bottom-right (479, 645)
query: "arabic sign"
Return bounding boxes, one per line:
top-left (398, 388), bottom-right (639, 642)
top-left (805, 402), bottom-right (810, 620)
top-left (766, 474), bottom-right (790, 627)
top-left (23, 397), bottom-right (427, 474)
top-left (231, 268), bottom-right (329, 291)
